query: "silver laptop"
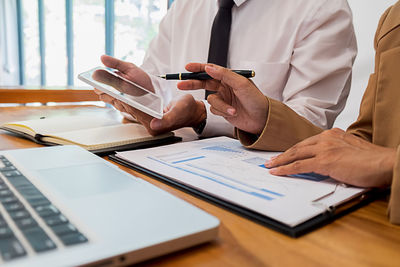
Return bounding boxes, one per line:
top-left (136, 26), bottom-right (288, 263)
top-left (0, 145), bottom-right (219, 266)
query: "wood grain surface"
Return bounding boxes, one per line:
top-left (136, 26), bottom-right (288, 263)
top-left (0, 89), bottom-right (99, 103)
top-left (1, 105), bottom-right (399, 267)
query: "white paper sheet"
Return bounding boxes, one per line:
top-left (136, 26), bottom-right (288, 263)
top-left (116, 137), bottom-right (366, 227)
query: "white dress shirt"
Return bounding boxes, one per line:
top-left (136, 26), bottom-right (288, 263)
top-left (141, 0), bottom-right (357, 137)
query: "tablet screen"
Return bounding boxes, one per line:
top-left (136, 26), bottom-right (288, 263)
top-left (78, 67), bottom-right (163, 119)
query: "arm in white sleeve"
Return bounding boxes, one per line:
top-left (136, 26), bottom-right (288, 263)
top-left (280, 0), bottom-right (357, 129)
top-left (201, 0), bottom-right (357, 137)
top-left (140, 1), bottom-right (177, 105)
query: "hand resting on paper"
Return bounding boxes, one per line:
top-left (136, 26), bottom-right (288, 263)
top-left (265, 128), bottom-right (396, 188)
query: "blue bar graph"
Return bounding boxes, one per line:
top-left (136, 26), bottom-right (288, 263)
top-left (172, 156), bottom-right (206, 164)
top-left (148, 156), bottom-right (281, 201)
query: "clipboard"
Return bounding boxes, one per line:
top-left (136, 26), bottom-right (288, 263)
top-left (108, 154), bottom-right (384, 238)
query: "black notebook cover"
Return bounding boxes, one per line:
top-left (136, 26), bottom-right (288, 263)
top-left (108, 154), bottom-right (384, 238)
top-left (92, 135), bottom-right (182, 156)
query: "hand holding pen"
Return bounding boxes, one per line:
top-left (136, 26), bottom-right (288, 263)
top-left (177, 63), bottom-right (267, 135)
top-left (158, 70), bottom-right (255, 80)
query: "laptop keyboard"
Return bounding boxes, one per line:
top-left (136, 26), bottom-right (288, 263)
top-left (0, 155), bottom-right (88, 261)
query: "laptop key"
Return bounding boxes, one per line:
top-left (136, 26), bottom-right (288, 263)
top-left (0, 189), bottom-right (13, 197)
top-left (0, 184), bottom-right (8, 190)
top-left (4, 201), bottom-right (25, 212)
top-left (51, 223), bottom-right (77, 236)
top-left (2, 161), bottom-right (13, 167)
top-left (59, 232), bottom-right (88, 246)
top-left (0, 227), bottom-right (14, 238)
top-left (0, 237), bottom-right (27, 261)
top-left (7, 176), bottom-right (32, 188)
top-left (9, 210), bottom-right (31, 220)
top-left (18, 187), bottom-right (42, 198)
top-left (0, 216), bottom-right (7, 227)
top-left (2, 170), bottom-right (22, 178)
top-left (15, 217), bottom-right (38, 230)
top-left (26, 197), bottom-right (51, 207)
top-left (0, 195), bottom-right (18, 204)
top-left (35, 204), bottom-right (60, 218)
top-left (0, 166), bottom-right (16, 172)
top-left (22, 227), bottom-right (57, 252)
top-left (45, 215), bottom-right (68, 226)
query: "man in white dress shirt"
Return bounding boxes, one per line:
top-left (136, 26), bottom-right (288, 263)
top-left (97, 0), bottom-right (357, 143)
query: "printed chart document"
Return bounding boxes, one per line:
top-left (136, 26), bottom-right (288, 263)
top-left (114, 137), bottom-right (369, 235)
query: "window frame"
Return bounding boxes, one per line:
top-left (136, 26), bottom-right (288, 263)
top-left (15, 0), bottom-right (173, 87)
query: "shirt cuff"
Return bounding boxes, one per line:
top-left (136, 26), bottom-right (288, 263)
top-left (148, 74), bottom-right (176, 107)
top-left (237, 97), bottom-right (323, 151)
top-left (388, 145), bottom-right (400, 225)
top-left (199, 100), bottom-right (235, 138)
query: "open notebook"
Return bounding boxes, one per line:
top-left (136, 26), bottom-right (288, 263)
top-left (0, 115), bottom-right (180, 155)
top-left (110, 137), bottom-right (380, 237)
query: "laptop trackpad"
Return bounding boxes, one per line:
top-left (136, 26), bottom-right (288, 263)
top-left (36, 163), bottom-right (133, 198)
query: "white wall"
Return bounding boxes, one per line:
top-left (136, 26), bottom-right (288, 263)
top-left (334, 0), bottom-right (398, 129)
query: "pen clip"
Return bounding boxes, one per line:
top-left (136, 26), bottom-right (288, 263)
top-left (311, 183), bottom-right (347, 212)
top-left (312, 183), bottom-right (339, 203)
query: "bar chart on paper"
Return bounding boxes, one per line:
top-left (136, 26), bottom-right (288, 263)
top-left (116, 137), bottom-right (366, 227)
top-left (147, 144), bottom-right (284, 201)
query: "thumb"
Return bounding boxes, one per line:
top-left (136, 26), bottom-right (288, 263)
top-left (100, 55), bottom-right (134, 74)
top-left (150, 118), bottom-right (163, 130)
top-left (150, 114), bottom-right (173, 131)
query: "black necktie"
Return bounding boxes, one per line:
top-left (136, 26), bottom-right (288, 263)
top-left (206, 0), bottom-right (235, 98)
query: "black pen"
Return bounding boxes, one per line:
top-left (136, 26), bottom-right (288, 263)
top-left (158, 70), bottom-right (255, 80)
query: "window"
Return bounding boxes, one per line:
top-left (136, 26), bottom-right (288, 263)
top-left (9, 0), bottom-right (171, 87)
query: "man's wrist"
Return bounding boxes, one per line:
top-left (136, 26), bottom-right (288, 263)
top-left (192, 101), bottom-right (207, 135)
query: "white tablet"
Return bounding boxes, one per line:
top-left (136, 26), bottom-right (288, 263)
top-left (78, 67), bottom-right (163, 119)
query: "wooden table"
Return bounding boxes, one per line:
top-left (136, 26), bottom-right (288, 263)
top-left (1, 105), bottom-right (399, 267)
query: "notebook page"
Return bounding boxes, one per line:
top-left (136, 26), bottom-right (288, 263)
top-left (5, 116), bottom-right (119, 135)
top-left (49, 123), bottom-right (171, 149)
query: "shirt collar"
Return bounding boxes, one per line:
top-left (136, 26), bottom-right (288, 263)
top-left (234, 0), bottom-right (247, 7)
